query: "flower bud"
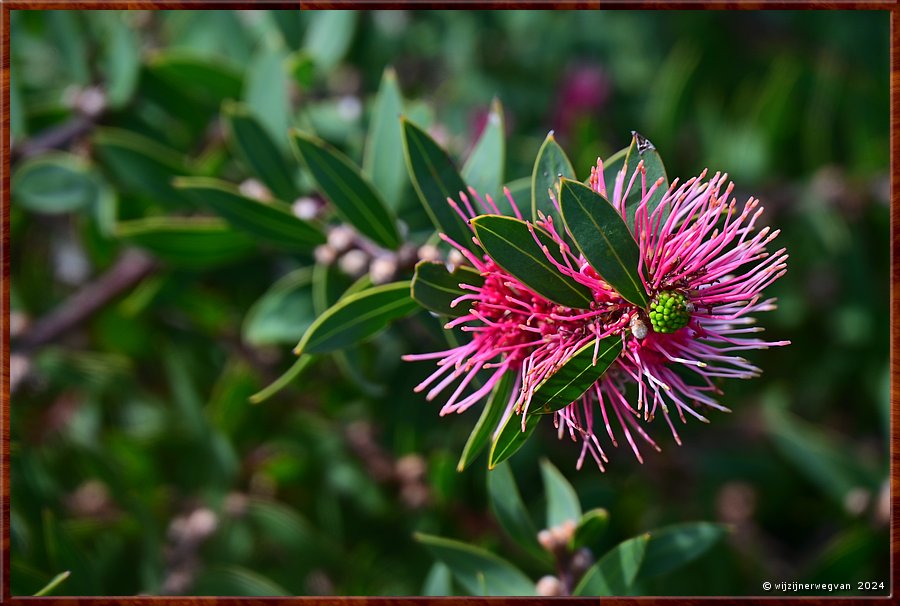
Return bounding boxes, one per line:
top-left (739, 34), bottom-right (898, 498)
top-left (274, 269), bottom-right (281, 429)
top-left (536, 575), bottom-right (565, 596)
top-left (292, 197), bottom-right (320, 220)
top-left (327, 225), bottom-right (356, 253)
top-left (370, 255), bottom-right (397, 285)
top-left (338, 249), bottom-right (369, 278)
top-left (314, 245), bottom-right (337, 265)
top-left (417, 244), bottom-right (442, 263)
top-left (239, 178), bottom-right (272, 202)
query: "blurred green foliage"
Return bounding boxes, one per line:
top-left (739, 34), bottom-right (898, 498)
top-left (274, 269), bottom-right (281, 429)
top-left (10, 9), bottom-right (889, 596)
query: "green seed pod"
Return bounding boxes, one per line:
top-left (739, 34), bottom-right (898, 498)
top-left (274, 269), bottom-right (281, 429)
top-left (648, 290), bottom-right (692, 334)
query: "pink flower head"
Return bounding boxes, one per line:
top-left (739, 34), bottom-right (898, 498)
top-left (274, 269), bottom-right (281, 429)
top-left (405, 152), bottom-right (789, 471)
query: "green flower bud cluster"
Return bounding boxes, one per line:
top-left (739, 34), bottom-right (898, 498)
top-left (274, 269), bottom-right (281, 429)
top-left (648, 290), bottom-right (691, 334)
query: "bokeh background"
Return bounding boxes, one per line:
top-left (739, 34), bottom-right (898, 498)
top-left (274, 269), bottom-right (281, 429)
top-left (9, 10), bottom-right (890, 596)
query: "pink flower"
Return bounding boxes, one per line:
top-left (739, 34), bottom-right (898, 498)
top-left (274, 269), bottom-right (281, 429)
top-left (405, 156), bottom-right (789, 470)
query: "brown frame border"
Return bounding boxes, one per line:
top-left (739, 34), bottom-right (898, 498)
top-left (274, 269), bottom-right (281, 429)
top-left (0, 2), bottom-right (895, 604)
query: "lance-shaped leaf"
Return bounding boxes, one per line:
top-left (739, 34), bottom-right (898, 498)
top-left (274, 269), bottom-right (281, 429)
top-left (148, 51), bottom-right (243, 106)
top-left (116, 217), bottom-right (255, 268)
top-left (573, 508), bottom-right (610, 550)
top-left (462, 98), bottom-right (505, 200)
top-left (489, 409), bottom-right (541, 469)
top-left (411, 261), bottom-right (485, 318)
top-left (458, 371), bottom-right (514, 471)
top-left (559, 179), bottom-right (649, 307)
top-left (487, 461), bottom-right (547, 562)
top-left (528, 335), bottom-right (623, 415)
top-left (636, 522), bottom-right (728, 581)
top-left (573, 533), bottom-right (649, 596)
top-left (401, 118), bottom-right (476, 253)
top-left (602, 133), bottom-right (669, 230)
top-left (293, 281), bottom-right (417, 355)
top-left (531, 131), bottom-right (576, 223)
top-left (471, 215), bottom-right (593, 309)
top-left (291, 131), bottom-right (401, 250)
top-left (540, 458), bottom-right (582, 527)
top-left (363, 66), bottom-right (407, 209)
top-left (174, 177), bottom-right (324, 251)
top-left (414, 533), bottom-right (535, 596)
top-left (223, 102), bottom-right (299, 203)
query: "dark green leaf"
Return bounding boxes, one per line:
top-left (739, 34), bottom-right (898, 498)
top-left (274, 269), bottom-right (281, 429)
top-left (540, 458), bottom-right (581, 527)
top-left (559, 178), bottom-right (649, 307)
top-left (192, 565), bottom-right (290, 596)
top-left (12, 153), bottom-right (99, 214)
top-left (287, 51), bottom-right (315, 89)
top-left (148, 51), bottom-right (242, 106)
top-left (458, 371), bottom-right (514, 471)
top-left (414, 533), bottom-right (535, 596)
top-left (573, 534), bottom-right (649, 596)
top-left (487, 462), bottom-right (545, 560)
top-left (242, 268), bottom-right (316, 347)
top-left (174, 177), bottom-right (323, 251)
top-left (489, 409), bottom-right (541, 469)
top-left (33, 571), bottom-right (71, 597)
top-left (528, 335), bottom-right (622, 414)
top-left (462, 98), bottom-right (505, 199)
top-left (411, 261), bottom-right (485, 318)
top-left (245, 498), bottom-right (315, 554)
top-left (294, 282), bottom-right (417, 355)
top-left (471, 215), bottom-right (593, 309)
top-left (98, 16), bottom-right (140, 108)
top-left (291, 131), bottom-right (401, 250)
top-left (116, 217), bottom-right (256, 268)
top-left (401, 118), bottom-right (476, 253)
top-left (46, 11), bottom-right (90, 84)
top-left (622, 131), bottom-right (669, 228)
top-left (223, 101), bottom-right (299, 202)
top-left (637, 522), bottom-right (728, 581)
top-left (364, 66), bottom-right (407, 209)
top-left (248, 355), bottom-right (316, 405)
top-left (531, 131), bottom-right (576, 223)
top-left (573, 508), bottom-right (610, 550)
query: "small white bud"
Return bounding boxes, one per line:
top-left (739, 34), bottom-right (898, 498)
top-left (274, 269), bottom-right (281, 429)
top-left (314, 245), bottom-right (337, 265)
top-left (292, 197), bottom-right (319, 220)
top-left (417, 244), bottom-right (442, 263)
top-left (338, 249), bottom-right (369, 277)
top-left (239, 178), bottom-right (272, 202)
top-left (337, 95), bottom-right (362, 122)
top-left (536, 575), bottom-right (565, 597)
top-left (370, 255), bottom-right (397, 285)
top-left (447, 249), bottom-right (465, 270)
top-left (327, 225), bottom-right (356, 253)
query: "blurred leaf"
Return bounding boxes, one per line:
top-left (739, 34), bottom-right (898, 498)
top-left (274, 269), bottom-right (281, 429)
top-left (414, 533), bottom-right (535, 596)
top-left (303, 10), bottom-right (357, 71)
top-left (573, 508), bottom-right (610, 550)
top-left (249, 355), bottom-right (316, 405)
top-left (33, 571), bottom-right (71, 597)
top-left (45, 11), bottom-right (90, 84)
top-left (242, 267), bottom-right (316, 347)
top-left (573, 533), bottom-right (649, 596)
top-left (287, 51), bottom-right (315, 89)
top-left (148, 51), bottom-right (242, 106)
top-left (223, 101), bottom-right (299, 202)
top-left (531, 131), bottom-right (576, 223)
top-left (291, 130), bottom-right (401, 249)
top-left (116, 217), bottom-right (255, 268)
top-left (462, 98), bottom-right (505, 199)
top-left (12, 152), bottom-right (99, 214)
top-left (244, 45), bottom-right (291, 150)
top-left (10, 67), bottom-right (24, 139)
top-left (636, 522), bottom-right (727, 581)
top-left (489, 409), bottom-right (541, 469)
top-left (540, 458), bottom-right (581, 527)
top-left (471, 215), bottom-right (593, 309)
top-left (458, 370), bottom-right (514, 471)
top-left (193, 565), bottom-right (290, 596)
top-left (401, 118), bottom-right (476, 253)
top-left (487, 462), bottom-right (545, 560)
top-left (411, 260), bottom-right (484, 318)
top-left (246, 497), bottom-right (316, 554)
top-left (528, 335), bottom-right (622, 414)
top-left (294, 281), bottom-right (417, 355)
top-left (364, 66), bottom-right (407, 209)
top-left (559, 178), bottom-right (648, 307)
top-left (98, 15), bottom-right (141, 108)
top-left (174, 177), bottom-right (324, 251)
top-left (422, 562), bottom-right (453, 596)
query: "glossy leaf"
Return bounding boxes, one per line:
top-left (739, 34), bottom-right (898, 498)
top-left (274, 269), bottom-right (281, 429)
top-left (540, 458), bottom-right (582, 527)
top-left (223, 101), bottom-right (299, 202)
top-left (147, 51), bottom-right (242, 106)
top-left (116, 217), bottom-right (255, 268)
top-left (401, 118), bottom-right (476, 253)
top-left (573, 533), bottom-right (649, 596)
top-left (291, 131), bottom-right (401, 250)
top-left (559, 178), bottom-right (649, 307)
top-left (487, 462), bottom-right (545, 560)
top-left (174, 177), bottom-right (323, 251)
top-left (242, 268), bottom-right (316, 347)
top-left (411, 261), bottom-right (485, 318)
top-left (471, 215), bottom-right (593, 309)
top-left (528, 335), bottom-right (623, 414)
top-left (364, 67), bottom-right (407, 209)
top-left (622, 131), bottom-right (670, 228)
top-left (531, 131), bottom-right (576, 222)
top-left (489, 409), bottom-right (541, 469)
top-left (462, 98), bottom-right (505, 199)
top-left (573, 508), bottom-right (610, 550)
top-left (12, 153), bottom-right (99, 214)
top-left (636, 522), bottom-right (728, 581)
top-left (294, 282), bottom-right (417, 355)
top-left (414, 533), bottom-right (535, 596)
top-left (458, 371), bottom-right (514, 471)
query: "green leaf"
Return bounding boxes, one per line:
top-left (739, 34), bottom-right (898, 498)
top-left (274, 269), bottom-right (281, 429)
top-left (294, 282), bottom-right (417, 355)
top-left (602, 133), bottom-right (670, 230)
top-left (414, 533), bottom-right (535, 596)
top-left (92, 128), bottom-right (195, 209)
top-left (531, 131), bottom-right (576, 223)
top-left (245, 498), bottom-right (315, 554)
top-left (487, 462), bottom-right (545, 560)
top-left (98, 16), bottom-right (140, 108)
top-left (401, 118), bottom-right (476, 253)
top-left (303, 10), bottom-right (357, 71)
top-left (462, 98), bottom-right (505, 199)
top-left (636, 522), bottom-right (728, 581)
top-left (559, 178), bottom-right (649, 307)
top-left (411, 261), bottom-right (485, 318)
top-left (242, 268), bottom-right (316, 347)
top-left (489, 409), bottom-right (541, 469)
top-left (528, 335), bottom-right (622, 414)
top-left (174, 177), bottom-right (323, 251)
top-left (364, 66), bottom-right (407, 209)
top-left (248, 355), bottom-right (315, 405)
top-left (12, 153), bottom-right (99, 214)
top-left (223, 101), bottom-right (299, 202)
top-left (573, 508), bottom-right (610, 550)
top-left (573, 534), bottom-right (649, 596)
top-left (422, 562), bottom-right (453, 596)
top-left (540, 458), bottom-right (582, 527)
top-left (244, 46), bottom-right (291, 150)
top-left (471, 215), bottom-right (593, 309)
top-left (193, 565), bottom-right (290, 596)
top-left (148, 51), bottom-right (243, 106)
top-left (458, 371), bottom-right (514, 471)
top-left (33, 571), bottom-right (71, 597)
top-left (46, 11), bottom-right (90, 84)
top-left (116, 217), bottom-right (256, 268)
top-left (287, 50), bottom-right (315, 89)
top-left (291, 131), bottom-right (401, 250)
